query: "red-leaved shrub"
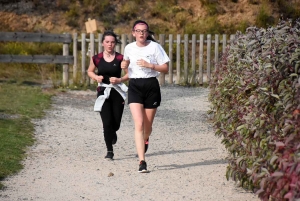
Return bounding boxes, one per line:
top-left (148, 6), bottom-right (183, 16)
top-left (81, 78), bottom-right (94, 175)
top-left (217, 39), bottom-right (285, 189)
top-left (209, 19), bottom-right (300, 200)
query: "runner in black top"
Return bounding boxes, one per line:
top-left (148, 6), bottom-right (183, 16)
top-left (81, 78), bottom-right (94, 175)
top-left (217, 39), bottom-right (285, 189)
top-left (87, 30), bottom-right (128, 160)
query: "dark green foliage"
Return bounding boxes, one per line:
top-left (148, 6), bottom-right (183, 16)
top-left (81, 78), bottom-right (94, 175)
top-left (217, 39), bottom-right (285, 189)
top-left (199, 0), bottom-right (218, 16)
top-left (248, 0), bottom-right (259, 5)
top-left (209, 19), bottom-right (300, 200)
top-left (277, 0), bottom-right (300, 20)
top-left (116, 1), bottom-right (139, 22)
top-left (255, 5), bottom-right (276, 28)
top-left (65, 4), bottom-right (80, 28)
top-left (184, 16), bottom-right (223, 34)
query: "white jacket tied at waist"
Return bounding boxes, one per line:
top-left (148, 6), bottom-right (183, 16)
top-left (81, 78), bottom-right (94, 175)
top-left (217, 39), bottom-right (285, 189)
top-left (94, 82), bottom-right (128, 112)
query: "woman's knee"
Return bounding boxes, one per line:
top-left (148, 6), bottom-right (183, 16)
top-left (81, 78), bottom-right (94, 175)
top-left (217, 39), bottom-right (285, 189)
top-left (134, 122), bottom-right (144, 132)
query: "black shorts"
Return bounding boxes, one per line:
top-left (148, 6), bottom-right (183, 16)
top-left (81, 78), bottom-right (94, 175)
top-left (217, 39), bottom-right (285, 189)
top-left (128, 77), bottom-right (161, 108)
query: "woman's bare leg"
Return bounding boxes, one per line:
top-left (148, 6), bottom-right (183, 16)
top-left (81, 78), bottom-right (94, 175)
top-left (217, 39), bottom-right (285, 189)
top-left (143, 108), bottom-right (157, 141)
top-left (129, 103), bottom-right (146, 161)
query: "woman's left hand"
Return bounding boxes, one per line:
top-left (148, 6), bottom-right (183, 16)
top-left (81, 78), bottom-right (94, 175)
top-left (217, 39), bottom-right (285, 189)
top-left (137, 59), bottom-right (151, 68)
top-left (109, 77), bottom-right (121, 84)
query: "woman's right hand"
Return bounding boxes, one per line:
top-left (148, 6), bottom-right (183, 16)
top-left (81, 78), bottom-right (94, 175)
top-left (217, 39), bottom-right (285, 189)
top-left (94, 75), bottom-right (104, 83)
top-left (121, 60), bottom-right (130, 69)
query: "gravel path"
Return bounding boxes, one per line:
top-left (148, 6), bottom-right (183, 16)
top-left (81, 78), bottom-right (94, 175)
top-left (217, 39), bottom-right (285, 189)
top-left (0, 86), bottom-right (260, 201)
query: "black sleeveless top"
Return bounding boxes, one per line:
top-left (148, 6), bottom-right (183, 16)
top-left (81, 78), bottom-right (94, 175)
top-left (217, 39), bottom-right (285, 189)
top-left (92, 52), bottom-right (123, 84)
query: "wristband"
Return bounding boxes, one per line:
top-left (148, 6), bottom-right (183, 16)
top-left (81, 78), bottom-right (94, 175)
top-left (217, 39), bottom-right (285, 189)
top-left (152, 64), bottom-right (155, 70)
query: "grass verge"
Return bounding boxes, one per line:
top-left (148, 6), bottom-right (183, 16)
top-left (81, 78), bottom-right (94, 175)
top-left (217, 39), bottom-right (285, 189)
top-left (0, 82), bottom-right (53, 190)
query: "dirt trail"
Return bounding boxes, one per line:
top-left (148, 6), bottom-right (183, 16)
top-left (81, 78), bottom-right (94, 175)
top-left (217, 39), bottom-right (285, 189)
top-left (0, 86), bottom-right (259, 201)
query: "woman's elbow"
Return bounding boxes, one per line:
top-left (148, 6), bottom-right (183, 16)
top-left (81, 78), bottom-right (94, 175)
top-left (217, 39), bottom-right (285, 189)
top-left (162, 63), bottom-right (169, 73)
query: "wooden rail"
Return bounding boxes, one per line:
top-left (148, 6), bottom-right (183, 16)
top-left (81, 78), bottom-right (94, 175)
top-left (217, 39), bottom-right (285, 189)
top-left (0, 32), bottom-right (73, 86)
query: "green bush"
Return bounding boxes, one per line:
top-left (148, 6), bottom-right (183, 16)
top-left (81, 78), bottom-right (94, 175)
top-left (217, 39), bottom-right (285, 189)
top-left (248, 0), bottom-right (259, 5)
top-left (255, 4), bottom-right (276, 28)
top-left (223, 21), bottom-right (247, 34)
top-left (184, 16), bottom-right (223, 34)
top-left (55, 0), bottom-right (72, 10)
top-left (150, 1), bottom-right (184, 22)
top-left (277, 0), bottom-right (300, 20)
top-left (209, 19), bottom-right (300, 200)
top-left (65, 4), bottom-right (80, 28)
top-left (116, 1), bottom-right (139, 22)
top-left (199, 0), bottom-right (222, 16)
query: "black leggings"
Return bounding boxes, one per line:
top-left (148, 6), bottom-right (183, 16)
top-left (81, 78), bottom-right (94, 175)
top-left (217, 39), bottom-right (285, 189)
top-left (98, 88), bottom-right (125, 152)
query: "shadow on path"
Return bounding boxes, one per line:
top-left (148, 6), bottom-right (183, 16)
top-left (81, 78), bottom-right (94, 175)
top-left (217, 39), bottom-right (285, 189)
top-left (116, 148), bottom-right (215, 161)
top-left (155, 158), bottom-right (228, 170)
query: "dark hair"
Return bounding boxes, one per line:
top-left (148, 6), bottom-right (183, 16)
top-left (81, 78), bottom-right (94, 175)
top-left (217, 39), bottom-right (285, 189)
top-left (101, 30), bottom-right (121, 44)
top-left (132, 20), bottom-right (156, 42)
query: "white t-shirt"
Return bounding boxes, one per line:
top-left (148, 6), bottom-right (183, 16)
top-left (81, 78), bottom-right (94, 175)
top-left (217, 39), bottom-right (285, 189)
top-left (123, 40), bottom-right (170, 78)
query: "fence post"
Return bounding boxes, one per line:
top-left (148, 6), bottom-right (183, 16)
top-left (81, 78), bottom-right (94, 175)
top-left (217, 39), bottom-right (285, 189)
top-left (191, 34), bottom-right (196, 85)
top-left (222, 34), bottom-right (227, 54)
top-left (73, 33), bottom-right (78, 83)
top-left (121, 34), bottom-right (126, 54)
top-left (90, 33), bottom-right (95, 57)
top-left (176, 34), bottom-right (181, 84)
top-left (214, 34), bottom-right (219, 72)
top-left (63, 41), bottom-right (69, 86)
top-left (199, 34), bottom-right (204, 84)
top-left (81, 33), bottom-right (86, 84)
top-left (128, 34), bottom-right (133, 43)
top-left (168, 34), bottom-right (173, 85)
top-left (207, 34), bottom-right (211, 82)
top-left (159, 34), bottom-right (166, 86)
top-left (98, 33), bottom-right (103, 53)
top-left (184, 34), bottom-right (188, 84)
top-left (115, 32), bottom-right (120, 53)
top-left (89, 33), bottom-right (95, 85)
top-left (116, 42), bottom-right (120, 53)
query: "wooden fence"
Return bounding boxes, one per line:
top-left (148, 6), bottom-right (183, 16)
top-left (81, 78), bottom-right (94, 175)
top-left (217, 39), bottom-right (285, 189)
top-left (0, 32), bottom-right (73, 86)
top-left (75, 33), bottom-right (235, 86)
top-left (0, 32), bottom-right (235, 86)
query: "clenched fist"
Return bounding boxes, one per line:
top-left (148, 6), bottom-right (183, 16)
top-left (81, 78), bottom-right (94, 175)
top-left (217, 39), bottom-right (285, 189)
top-left (109, 77), bottom-right (121, 84)
top-left (121, 60), bottom-right (130, 69)
top-left (94, 75), bottom-right (104, 83)
top-left (137, 59), bottom-right (151, 68)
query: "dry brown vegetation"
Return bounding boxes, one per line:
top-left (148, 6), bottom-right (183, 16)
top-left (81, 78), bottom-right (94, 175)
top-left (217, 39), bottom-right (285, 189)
top-left (0, 0), bottom-right (299, 35)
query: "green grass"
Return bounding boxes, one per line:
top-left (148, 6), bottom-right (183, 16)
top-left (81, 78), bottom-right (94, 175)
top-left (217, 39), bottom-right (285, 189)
top-left (0, 83), bottom-right (53, 189)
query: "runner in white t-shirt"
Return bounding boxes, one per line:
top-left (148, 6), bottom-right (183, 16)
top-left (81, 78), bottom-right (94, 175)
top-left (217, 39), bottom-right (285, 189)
top-left (121, 20), bottom-right (170, 173)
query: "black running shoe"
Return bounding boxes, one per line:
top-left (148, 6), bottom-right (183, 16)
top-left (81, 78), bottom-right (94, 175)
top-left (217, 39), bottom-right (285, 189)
top-left (112, 133), bottom-right (117, 145)
top-left (144, 138), bottom-right (149, 153)
top-left (138, 160), bottom-right (149, 173)
top-left (105, 151), bottom-right (114, 160)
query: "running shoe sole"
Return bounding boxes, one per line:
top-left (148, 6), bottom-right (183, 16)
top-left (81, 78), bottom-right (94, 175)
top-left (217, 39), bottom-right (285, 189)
top-left (138, 169), bottom-right (149, 173)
